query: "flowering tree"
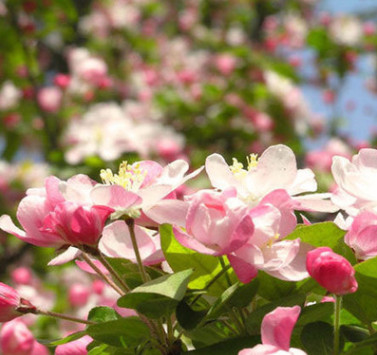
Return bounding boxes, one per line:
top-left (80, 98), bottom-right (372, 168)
top-left (1, 0), bottom-right (377, 354)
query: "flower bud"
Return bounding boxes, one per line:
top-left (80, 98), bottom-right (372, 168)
top-left (0, 319), bottom-right (34, 355)
top-left (0, 283), bottom-right (21, 322)
top-left (306, 247), bottom-right (358, 295)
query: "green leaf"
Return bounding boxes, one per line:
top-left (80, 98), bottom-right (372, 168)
top-left (207, 280), bottom-right (259, 319)
top-left (87, 343), bottom-right (132, 355)
top-left (341, 325), bottom-right (370, 343)
top-left (86, 317), bottom-right (150, 347)
top-left (301, 321), bottom-right (335, 355)
top-left (286, 222), bottom-right (355, 263)
top-left (38, 331), bottom-right (86, 346)
top-left (176, 301), bottom-right (207, 330)
top-left (160, 224), bottom-right (232, 295)
top-left (117, 269), bottom-right (193, 318)
top-left (88, 307), bottom-right (121, 323)
top-left (343, 333), bottom-right (377, 354)
top-left (343, 257), bottom-right (377, 324)
top-left (183, 336), bottom-right (260, 355)
top-left (257, 271), bottom-right (297, 301)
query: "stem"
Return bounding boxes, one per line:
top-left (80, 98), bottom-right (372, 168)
top-left (189, 264), bottom-right (232, 306)
top-left (126, 218), bottom-right (149, 283)
top-left (220, 256), bottom-right (232, 287)
top-left (333, 295), bottom-right (342, 355)
top-left (80, 252), bottom-right (124, 296)
top-left (37, 309), bottom-right (95, 325)
top-left (98, 251), bottom-right (131, 292)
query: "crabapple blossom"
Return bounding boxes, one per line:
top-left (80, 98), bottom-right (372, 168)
top-left (0, 174), bottom-right (113, 248)
top-left (332, 148), bottom-right (377, 217)
top-left (205, 144), bottom-right (336, 213)
top-left (55, 335), bottom-right (92, 355)
top-left (344, 211), bottom-right (377, 261)
top-left (0, 319), bottom-right (35, 355)
top-left (0, 283), bottom-right (22, 322)
top-left (37, 87), bottom-right (62, 113)
top-left (306, 247), bottom-right (358, 295)
top-left (228, 203), bottom-right (310, 283)
top-left (171, 188), bottom-right (254, 256)
top-left (239, 306), bottom-right (306, 355)
top-left (99, 220), bottom-right (164, 265)
top-left (91, 159), bottom-right (202, 221)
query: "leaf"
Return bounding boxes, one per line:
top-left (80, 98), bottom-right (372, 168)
top-left (176, 301), bottom-right (207, 330)
top-left (207, 280), bottom-right (259, 319)
top-left (341, 325), bottom-right (370, 343)
top-left (38, 331), bottom-right (86, 346)
top-left (301, 321), bottom-right (335, 355)
top-left (117, 269), bottom-right (193, 318)
top-left (88, 307), bottom-right (121, 323)
top-left (343, 257), bottom-right (377, 324)
top-left (160, 224), bottom-right (233, 295)
top-left (256, 271), bottom-right (297, 301)
top-left (343, 333), bottom-right (377, 354)
top-left (86, 317), bottom-right (150, 347)
top-left (183, 336), bottom-right (260, 355)
top-left (286, 222), bottom-right (355, 263)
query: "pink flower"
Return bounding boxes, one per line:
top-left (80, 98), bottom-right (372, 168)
top-left (332, 148), bottom-right (377, 217)
top-left (215, 54), bottom-right (237, 76)
top-left (228, 203), bottom-right (310, 283)
top-left (239, 306), bottom-right (306, 355)
top-left (345, 211), bottom-right (377, 260)
top-left (37, 87), bottom-right (62, 113)
top-left (306, 247), bottom-right (358, 295)
top-left (205, 145), bottom-right (337, 213)
top-left (0, 319), bottom-right (34, 355)
top-left (0, 175), bottom-right (113, 248)
top-left (91, 159), bottom-right (202, 222)
top-left (172, 188), bottom-right (254, 256)
top-left (99, 221), bottom-right (164, 265)
top-left (55, 335), bottom-right (92, 355)
top-left (0, 283), bottom-right (21, 322)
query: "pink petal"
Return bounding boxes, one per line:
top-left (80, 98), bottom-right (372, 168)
top-left (205, 153), bottom-right (238, 190)
top-left (144, 199), bottom-right (189, 226)
top-left (227, 253), bottom-right (258, 283)
top-left (48, 247), bottom-right (81, 266)
top-left (239, 344), bottom-right (283, 355)
top-left (261, 306), bottom-right (301, 350)
top-left (75, 259), bottom-right (109, 275)
top-left (90, 185), bottom-right (142, 209)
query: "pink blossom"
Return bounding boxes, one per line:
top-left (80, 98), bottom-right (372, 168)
top-left (37, 87), bottom-right (62, 113)
top-left (91, 159), bottom-right (202, 222)
top-left (332, 149), bottom-right (377, 216)
top-left (228, 204), bottom-right (310, 283)
top-left (306, 247), bottom-right (358, 295)
top-left (11, 268), bottom-right (33, 286)
top-left (171, 188), bottom-right (254, 256)
top-left (239, 306), bottom-right (306, 355)
top-left (0, 319), bottom-right (34, 355)
top-left (0, 175), bottom-right (113, 248)
top-left (68, 283), bottom-right (90, 307)
top-left (0, 283), bottom-right (22, 322)
top-left (99, 220), bottom-right (164, 265)
top-left (345, 211), bottom-right (377, 260)
top-left (215, 54), bottom-right (237, 76)
top-left (55, 335), bottom-right (92, 355)
top-left (205, 145), bottom-right (337, 213)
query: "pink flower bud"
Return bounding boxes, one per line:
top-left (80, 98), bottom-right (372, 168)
top-left (37, 87), bottom-right (62, 113)
top-left (306, 247), bottom-right (358, 295)
top-left (0, 319), bottom-right (34, 355)
top-left (54, 74), bottom-right (71, 89)
top-left (0, 283), bottom-right (21, 322)
top-left (68, 284), bottom-right (90, 307)
top-left (11, 268), bottom-right (33, 285)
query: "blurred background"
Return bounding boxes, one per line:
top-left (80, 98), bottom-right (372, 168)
top-left (0, 0), bottom-right (377, 349)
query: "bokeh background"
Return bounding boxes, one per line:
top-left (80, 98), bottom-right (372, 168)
top-left (0, 0), bottom-right (377, 350)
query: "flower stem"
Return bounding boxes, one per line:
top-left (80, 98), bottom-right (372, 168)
top-left (333, 295), bottom-right (342, 355)
top-left (97, 251), bottom-right (131, 292)
top-left (220, 256), bottom-right (232, 287)
top-left (37, 309), bottom-right (95, 325)
top-left (81, 252), bottom-right (124, 295)
top-left (126, 218), bottom-right (149, 283)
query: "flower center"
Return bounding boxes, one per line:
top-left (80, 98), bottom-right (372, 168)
top-left (229, 154), bottom-right (259, 178)
top-left (100, 161), bottom-right (146, 192)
